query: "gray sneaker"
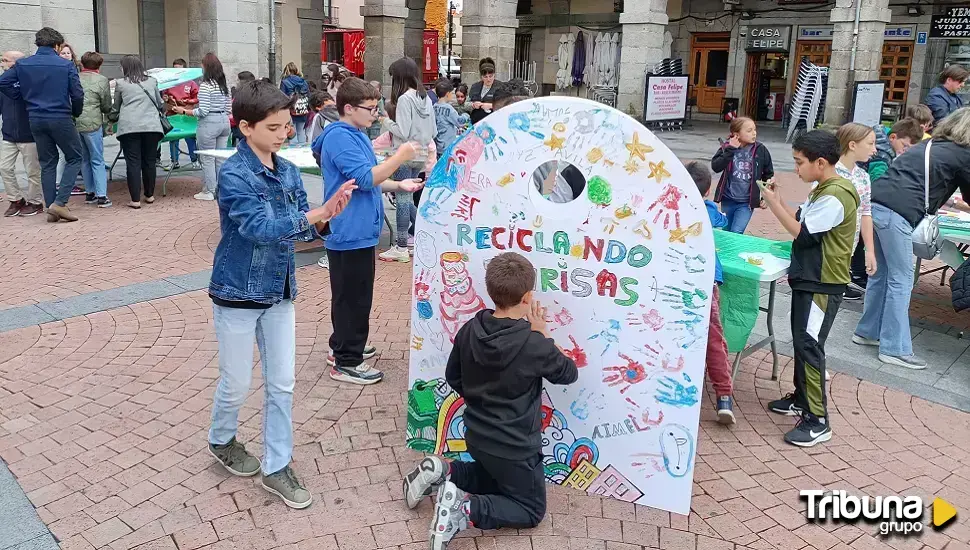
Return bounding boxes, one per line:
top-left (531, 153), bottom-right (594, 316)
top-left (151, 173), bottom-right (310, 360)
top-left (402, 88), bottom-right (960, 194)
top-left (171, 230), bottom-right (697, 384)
top-left (878, 353), bottom-right (927, 370)
top-left (261, 465), bottom-right (312, 509)
top-left (852, 334), bottom-right (879, 346)
top-left (429, 480), bottom-right (470, 550)
top-left (403, 456), bottom-right (448, 509)
top-left (208, 438), bottom-right (261, 477)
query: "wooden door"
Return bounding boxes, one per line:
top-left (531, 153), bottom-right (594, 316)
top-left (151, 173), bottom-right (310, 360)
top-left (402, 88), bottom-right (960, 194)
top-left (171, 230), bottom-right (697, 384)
top-left (794, 40), bottom-right (832, 66)
top-left (881, 41), bottom-right (913, 104)
top-left (689, 33), bottom-right (730, 114)
top-left (742, 54), bottom-right (761, 117)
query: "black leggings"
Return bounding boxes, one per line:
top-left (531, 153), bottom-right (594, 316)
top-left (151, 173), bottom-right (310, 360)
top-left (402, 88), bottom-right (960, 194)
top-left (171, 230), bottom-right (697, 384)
top-left (119, 132), bottom-right (163, 201)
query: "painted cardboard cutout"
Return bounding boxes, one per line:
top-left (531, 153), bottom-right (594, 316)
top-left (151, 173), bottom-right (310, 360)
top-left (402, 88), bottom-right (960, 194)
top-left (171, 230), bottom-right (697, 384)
top-left (407, 97), bottom-right (714, 515)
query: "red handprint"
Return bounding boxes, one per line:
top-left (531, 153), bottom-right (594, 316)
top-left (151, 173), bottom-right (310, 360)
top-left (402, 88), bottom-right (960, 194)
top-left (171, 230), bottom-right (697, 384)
top-left (563, 335), bottom-right (587, 368)
top-left (602, 353), bottom-right (648, 394)
top-left (661, 354), bottom-right (685, 372)
top-left (646, 184), bottom-right (684, 230)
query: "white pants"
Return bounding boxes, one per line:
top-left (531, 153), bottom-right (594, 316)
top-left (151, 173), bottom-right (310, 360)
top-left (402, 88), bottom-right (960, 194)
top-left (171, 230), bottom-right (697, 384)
top-left (0, 140), bottom-right (42, 204)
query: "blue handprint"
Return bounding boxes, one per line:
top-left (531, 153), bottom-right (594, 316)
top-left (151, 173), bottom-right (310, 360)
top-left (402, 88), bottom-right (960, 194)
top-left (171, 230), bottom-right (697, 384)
top-left (655, 375), bottom-right (699, 407)
top-left (672, 310), bottom-right (705, 349)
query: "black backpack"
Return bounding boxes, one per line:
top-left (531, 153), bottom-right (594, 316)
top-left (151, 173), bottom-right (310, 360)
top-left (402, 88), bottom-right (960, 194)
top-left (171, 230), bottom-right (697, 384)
top-left (290, 92), bottom-right (309, 117)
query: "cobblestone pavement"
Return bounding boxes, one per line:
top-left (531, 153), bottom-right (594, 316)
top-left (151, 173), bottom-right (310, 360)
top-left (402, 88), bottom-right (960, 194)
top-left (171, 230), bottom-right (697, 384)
top-left (1, 260), bottom-right (970, 550)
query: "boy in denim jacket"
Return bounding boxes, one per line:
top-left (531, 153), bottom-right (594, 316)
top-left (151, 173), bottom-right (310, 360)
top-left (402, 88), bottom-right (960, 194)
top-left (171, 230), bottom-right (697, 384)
top-left (206, 80), bottom-right (354, 509)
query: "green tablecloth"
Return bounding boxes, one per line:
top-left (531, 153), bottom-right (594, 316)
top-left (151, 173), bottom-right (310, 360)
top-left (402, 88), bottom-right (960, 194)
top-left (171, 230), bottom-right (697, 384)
top-left (162, 114), bottom-right (197, 143)
top-left (714, 230), bottom-right (792, 353)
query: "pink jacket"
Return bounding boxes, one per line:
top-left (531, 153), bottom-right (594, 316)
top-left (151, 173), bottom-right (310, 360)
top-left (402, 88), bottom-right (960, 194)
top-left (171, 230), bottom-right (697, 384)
top-left (372, 132), bottom-right (436, 173)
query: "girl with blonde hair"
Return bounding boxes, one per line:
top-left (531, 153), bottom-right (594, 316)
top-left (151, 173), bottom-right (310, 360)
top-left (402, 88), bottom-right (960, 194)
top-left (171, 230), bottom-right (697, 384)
top-left (834, 122), bottom-right (877, 301)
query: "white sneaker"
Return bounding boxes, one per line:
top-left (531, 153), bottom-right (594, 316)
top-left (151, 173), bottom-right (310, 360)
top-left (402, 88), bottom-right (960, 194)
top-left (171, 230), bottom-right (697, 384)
top-left (194, 191), bottom-right (215, 201)
top-left (851, 334), bottom-right (879, 346)
top-left (379, 246), bottom-right (411, 263)
top-left (317, 255), bottom-right (329, 269)
top-left (878, 354), bottom-right (927, 370)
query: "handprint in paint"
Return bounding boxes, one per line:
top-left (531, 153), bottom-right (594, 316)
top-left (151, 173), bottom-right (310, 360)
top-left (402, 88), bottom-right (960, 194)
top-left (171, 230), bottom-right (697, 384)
top-left (602, 353), bottom-right (649, 394)
top-left (661, 284), bottom-right (708, 310)
top-left (562, 335), bottom-right (587, 368)
top-left (646, 184), bottom-right (685, 230)
top-left (627, 309), bottom-right (665, 332)
top-left (671, 310), bottom-right (705, 349)
top-left (414, 270), bottom-right (433, 320)
top-left (588, 318), bottom-right (621, 355)
top-left (655, 375), bottom-right (699, 407)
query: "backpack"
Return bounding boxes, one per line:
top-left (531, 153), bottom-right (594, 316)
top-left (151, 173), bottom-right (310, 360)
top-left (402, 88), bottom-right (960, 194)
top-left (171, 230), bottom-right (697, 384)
top-left (290, 92), bottom-right (309, 117)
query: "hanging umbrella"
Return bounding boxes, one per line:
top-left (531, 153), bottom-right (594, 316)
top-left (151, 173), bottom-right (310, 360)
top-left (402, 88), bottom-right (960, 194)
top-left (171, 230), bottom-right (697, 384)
top-left (572, 31), bottom-right (586, 87)
top-left (584, 31), bottom-right (598, 87)
top-left (556, 34), bottom-right (570, 90)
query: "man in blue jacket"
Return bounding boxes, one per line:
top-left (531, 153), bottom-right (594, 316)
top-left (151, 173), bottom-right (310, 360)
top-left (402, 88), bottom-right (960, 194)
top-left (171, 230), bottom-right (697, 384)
top-left (0, 27), bottom-right (84, 222)
top-left (925, 64), bottom-right (968, 124)
top-left (0, 51), bottom-right (42, 217)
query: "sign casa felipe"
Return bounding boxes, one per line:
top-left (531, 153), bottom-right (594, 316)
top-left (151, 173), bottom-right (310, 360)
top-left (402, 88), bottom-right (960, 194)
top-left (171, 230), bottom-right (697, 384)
top-left (745, 26), bottom-right (792, 52)
top-left (800, 490), bottom-right (959, 536)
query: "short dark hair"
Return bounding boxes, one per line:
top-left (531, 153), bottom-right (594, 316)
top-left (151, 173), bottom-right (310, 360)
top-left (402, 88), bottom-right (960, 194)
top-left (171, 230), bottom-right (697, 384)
top-left (457, 84), bottom-right (469, 96)
top-left (889, 118), bottom-right (924, 143)
top-left (905, 104), bottom-right (933, 126)
top-left (35, 27), bottom-right (64, 48)
top-left (684, 161), bottom-right (712, 196)
top-left (232, 80), bottom-right (296, 127)
top-left (336, 77), bottom-right (380, 117)
top-left (309, 90), bottom-right (331, 110)
top-left (792, 130), bottom-right (840, 165)
top-left (485, 252), bottom-right (535, 309)
top-left (172, 58), bottom-right (187, 67)
top-left (237, 71), bottom-right (255, 82)
top-left (434, 79), bottom-right (454, 99)
top-left (941, 64), bottom-right (969, 84)
top-left (80, 51), bottom-right (103, 70)
top-left (493, 79), bottom-right (530, 110)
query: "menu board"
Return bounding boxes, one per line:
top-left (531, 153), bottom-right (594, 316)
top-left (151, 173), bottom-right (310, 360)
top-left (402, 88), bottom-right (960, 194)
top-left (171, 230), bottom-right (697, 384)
top-left (931, 7), bottom-right (970, 39)
top-left (643, 76), bottom-right (689, 122)
top-left (851, 81), bottom-right (885, 127)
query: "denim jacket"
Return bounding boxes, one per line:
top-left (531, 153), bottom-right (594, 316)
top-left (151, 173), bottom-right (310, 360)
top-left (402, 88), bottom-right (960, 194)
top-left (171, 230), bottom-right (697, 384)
top-left (209, 139), bottom-right (320, 303)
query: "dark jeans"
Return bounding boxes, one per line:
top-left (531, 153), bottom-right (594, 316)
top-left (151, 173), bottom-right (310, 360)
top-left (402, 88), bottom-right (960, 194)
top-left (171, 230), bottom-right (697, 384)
top-left (449, 448), bottom-right (546, 530)
top-left (30, 117), bottom-right (82, 207)
top-left (327, 246), bottom-right (376, 367)
top-left (850, 240), bottom-right (867, 286)
top-left (118, 132), bottom-right (163, 201)
top-left (790, 290), bottom-right (841, 419)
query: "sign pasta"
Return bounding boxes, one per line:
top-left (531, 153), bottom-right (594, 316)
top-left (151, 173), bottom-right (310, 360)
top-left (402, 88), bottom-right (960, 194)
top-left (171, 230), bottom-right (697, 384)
top-left (406, 97), bottom-right (714, 514)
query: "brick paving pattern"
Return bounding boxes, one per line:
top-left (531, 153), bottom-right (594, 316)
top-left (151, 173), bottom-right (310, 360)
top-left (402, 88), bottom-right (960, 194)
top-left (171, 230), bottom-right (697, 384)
top-left (1, 170), bottom-right (969, 550)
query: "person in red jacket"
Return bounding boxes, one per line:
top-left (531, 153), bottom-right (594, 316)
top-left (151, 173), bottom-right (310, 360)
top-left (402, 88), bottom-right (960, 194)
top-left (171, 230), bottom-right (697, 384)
top-left (162, 58), bottom-right (199, 169)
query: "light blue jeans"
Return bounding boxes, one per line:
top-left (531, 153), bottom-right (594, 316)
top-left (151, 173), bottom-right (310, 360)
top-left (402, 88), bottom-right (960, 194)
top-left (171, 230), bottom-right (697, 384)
top-left (855, 203), bottom-right (915, 357)
top-left (210, 300), bottom-right (296, 475)
top-left (721, 198), bottom-right (753, 234)
top-left (393, 165), bottom-right (420, 247)
top-left (291, 116), bottom-right (307, 146)
top-left (79, 130), bottom-right (107, 197)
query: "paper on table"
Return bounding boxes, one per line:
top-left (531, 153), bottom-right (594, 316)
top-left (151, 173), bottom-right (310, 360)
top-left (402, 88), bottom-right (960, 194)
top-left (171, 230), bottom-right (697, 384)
top-left (738, 252), bottom-right (789, 276)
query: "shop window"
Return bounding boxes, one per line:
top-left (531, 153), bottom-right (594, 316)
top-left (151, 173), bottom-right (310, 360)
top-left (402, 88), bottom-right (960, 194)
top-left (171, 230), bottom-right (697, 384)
top-left (881, 41), bottom-right (913, 105)
top-left (705, 50), bottom-right (729, 87)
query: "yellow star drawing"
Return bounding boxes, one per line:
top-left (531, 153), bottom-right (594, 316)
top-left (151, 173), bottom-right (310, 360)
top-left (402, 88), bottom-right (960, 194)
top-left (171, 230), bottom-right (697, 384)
top-left (624, 158), bottom-right (641, 175)
top-left (625, 132), bottom-right (654, 161)
top-left (545, 134), bottom-right (566, 151)
top-left (648, 160), bottom-right (671, 183)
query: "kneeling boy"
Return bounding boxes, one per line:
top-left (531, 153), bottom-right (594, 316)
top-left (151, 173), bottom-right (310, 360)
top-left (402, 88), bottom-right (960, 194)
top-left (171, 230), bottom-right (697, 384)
top-left (402, 252), bottom-right (579, 549)
top-left (760, 130), bottom-right (859, 447)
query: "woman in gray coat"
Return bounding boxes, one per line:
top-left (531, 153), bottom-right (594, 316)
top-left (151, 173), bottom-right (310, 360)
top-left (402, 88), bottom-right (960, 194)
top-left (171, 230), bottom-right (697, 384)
top-left (109, 55), bottom-right (164, 208)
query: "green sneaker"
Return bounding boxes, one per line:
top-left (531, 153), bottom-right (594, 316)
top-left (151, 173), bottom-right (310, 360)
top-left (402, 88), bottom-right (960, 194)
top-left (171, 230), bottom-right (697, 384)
top-left (208, 438), bottom-right (261, 477)
top-left (261, 465), bottom-right (313, 509)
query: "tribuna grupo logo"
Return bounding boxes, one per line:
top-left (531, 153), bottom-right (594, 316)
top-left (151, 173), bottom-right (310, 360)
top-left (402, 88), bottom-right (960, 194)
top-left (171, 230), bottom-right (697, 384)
top-left (800, 490), bottom-right (958, 536)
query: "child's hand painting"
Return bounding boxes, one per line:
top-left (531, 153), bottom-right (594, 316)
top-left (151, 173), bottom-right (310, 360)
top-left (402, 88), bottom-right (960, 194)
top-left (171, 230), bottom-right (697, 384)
top-left (528, 300), bottom-right (549, 337)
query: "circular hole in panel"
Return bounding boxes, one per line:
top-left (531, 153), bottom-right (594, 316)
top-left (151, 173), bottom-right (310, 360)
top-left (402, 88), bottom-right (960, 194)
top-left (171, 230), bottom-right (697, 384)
top-left (530, 160), bottom-right (587, 204)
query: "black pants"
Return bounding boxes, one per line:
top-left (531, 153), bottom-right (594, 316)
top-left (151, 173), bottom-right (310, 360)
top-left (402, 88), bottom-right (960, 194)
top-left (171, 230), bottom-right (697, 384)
top-left (30, 117), bottom-right (82, 207)
top-left (790, 289), bottom-right (841, 419)
top-left (119, 132), bottom-right (163, 201)
top-left (850, 240), bottom-right (867, 286)
top-left (449, 448), bottom-right (546, 530)
top-left (327, 246), bottom-right (376, 367)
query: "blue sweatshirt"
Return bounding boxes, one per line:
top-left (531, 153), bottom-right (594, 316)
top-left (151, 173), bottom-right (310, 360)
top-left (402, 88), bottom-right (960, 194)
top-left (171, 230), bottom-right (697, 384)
top-left (0, 93), bottom-right (33, 143)
top-left (313, 121), bottom-right (382, 251)
top-left (0, 47), bottom-right (83, 120)
top-left (705, 200), bottom-right (727, 284)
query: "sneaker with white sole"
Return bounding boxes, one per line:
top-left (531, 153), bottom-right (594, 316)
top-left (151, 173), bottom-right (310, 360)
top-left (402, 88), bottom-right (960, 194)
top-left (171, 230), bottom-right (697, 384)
top-left (428, 480), bottom-right (471, 550)
top-left (783, 413), bottom-right (832, 447)
top-left (194, 191), bottom-right (215, 201)
top-left (330, 362), bottom-right (384, 385)
top-left (379, 245), bottom-right (411, 262)
top-left (403, 456), bottom-right (448, 509)
top-left (716, 396), bottom-right (736, 426)
top-left (852, 334), bottom-right (879, 346)
top-left (261, 465), bottom-right (312, 509)
top-left (878, 353), bottom-right (927, 370)
top-left (768, 392), bottom-right (803, 416)
top-left (317, 255), bottom-right (329, 269)
top-left (208, 437), bottom-right (261, 477)
top-left (326, 345), bottom-right (378, 367)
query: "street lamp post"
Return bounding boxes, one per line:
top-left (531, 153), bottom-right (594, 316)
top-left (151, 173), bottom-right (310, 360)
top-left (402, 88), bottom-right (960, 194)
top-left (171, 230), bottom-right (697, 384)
top-left (447, 2), bottom-right (455, 83)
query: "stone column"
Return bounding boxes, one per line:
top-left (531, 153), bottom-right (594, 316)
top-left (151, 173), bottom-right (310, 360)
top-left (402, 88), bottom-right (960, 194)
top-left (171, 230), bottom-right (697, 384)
top-left (140, 0), bottom-right (166, 69)
top-left (362, 0), bottom-right (407, 88)
top-left (405, 0), bottom-right (426, 65)
top-left (39, 0), bottom-right (96, 53)
top-left (299, 4), bottom-right (327, 83)
top-left (823, 0), bottom-right (891, 123)
top-left (460, 0), bottom-right (518, 84)
top-left (617, 0), bottom-right (669, 117)
top-left (189, 0), bottom-right (271, 83)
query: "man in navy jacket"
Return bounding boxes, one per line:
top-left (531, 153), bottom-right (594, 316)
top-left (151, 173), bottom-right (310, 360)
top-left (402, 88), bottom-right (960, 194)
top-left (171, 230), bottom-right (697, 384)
top-left (0, 51), bottom-right (42, 217)
top-left (0, 27), bottom-right (84, 222)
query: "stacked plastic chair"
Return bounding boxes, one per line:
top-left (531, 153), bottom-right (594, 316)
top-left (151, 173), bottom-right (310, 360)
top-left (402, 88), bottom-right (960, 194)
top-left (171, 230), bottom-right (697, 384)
top-left (786, 58), bottom-right (829, 142)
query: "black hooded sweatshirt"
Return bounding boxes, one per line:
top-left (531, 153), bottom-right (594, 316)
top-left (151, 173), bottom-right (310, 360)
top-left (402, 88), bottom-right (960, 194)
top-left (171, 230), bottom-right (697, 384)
top-left (446, 309), bottom-right (578, 460)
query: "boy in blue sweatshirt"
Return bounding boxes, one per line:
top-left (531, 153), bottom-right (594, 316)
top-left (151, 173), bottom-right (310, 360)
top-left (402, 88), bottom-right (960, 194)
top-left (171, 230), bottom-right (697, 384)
top-left (312, 77), bottom-right (424, 385)
top-left (685, 161), bottom-right (735, 425)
